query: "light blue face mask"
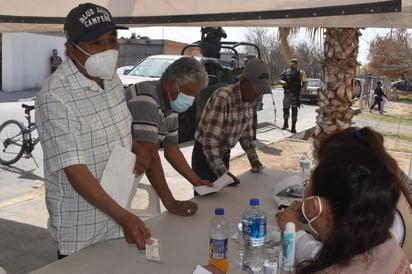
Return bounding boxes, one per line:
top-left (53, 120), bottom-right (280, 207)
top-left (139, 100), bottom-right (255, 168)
top-left (170, 82), bottom-right (195, 113)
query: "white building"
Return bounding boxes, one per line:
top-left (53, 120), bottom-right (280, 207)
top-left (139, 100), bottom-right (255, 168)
top-left (1, 32), bottom-right (66, 92)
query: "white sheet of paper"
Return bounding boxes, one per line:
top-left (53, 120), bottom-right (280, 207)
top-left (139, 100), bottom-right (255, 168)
top-left (194, 173), bottom-right (234, 195)
top-left (273, 175), bottom-right (304, 207)
top-left (100, 144), bottom-right (142, 208)
top-left (193, 265), bottom-right (212, 274)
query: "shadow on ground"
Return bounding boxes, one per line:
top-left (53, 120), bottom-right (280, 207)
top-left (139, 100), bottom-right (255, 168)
top-left (0, 165), bottom-right (43, 181)
top-left (0, 219), bottom-right (56, 274)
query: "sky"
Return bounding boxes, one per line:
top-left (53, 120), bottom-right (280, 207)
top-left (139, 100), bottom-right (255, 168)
top-left (118, 27), bottom-right (392, 64)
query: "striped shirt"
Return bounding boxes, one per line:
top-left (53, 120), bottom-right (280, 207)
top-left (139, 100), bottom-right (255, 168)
top-left (35, 59), bottom-right (133, 255)
top-left (194, 83), bottom-right (259, 176)
top-left (126, 81), bottom-right (179, 145)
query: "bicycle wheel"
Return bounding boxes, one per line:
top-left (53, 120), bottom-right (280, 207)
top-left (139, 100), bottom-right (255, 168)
top-left (0, 120), bottom-right (25, 165)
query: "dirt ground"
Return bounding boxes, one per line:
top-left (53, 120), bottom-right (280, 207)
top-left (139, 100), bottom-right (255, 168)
top-left (230, 100), bottom-right (412, 177)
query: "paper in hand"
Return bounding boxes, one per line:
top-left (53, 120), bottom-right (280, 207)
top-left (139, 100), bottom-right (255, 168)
top-left (194, 173), bottom-right (234, 195)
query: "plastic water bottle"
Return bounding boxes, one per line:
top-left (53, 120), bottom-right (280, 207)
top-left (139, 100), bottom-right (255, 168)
top-left (209, 208), bottom-right (229, 273)
top-left (242, 198), bottom-right (267, 247)
top-left (263, 227), bottom-right (282, 274)
top-left (299, 152), bottom-right (311, 180)
top-left (236, 222), bottom-right (245, 265)
top-left (243, 244), bottom-right (264, 274)
top-left (282, 222), bottom-right (296, 273)
top-left (242, 198), bottom-right (267, 273)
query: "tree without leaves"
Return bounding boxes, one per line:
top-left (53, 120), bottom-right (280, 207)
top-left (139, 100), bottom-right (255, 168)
top-left (244, 27), bottom-right (322, 81)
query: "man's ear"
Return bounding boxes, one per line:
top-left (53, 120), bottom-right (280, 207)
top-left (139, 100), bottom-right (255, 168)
top-left (162, 79), bottom-right (175, 99)
top-left (65, 41), bottom-right (76, 59)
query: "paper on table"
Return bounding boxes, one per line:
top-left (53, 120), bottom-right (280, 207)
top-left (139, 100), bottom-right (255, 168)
top-left (193, 265), bottom-right (213, 274)
top-left (194, 173), bottom-right (234, 196)
top-left (273, 175), bottom-right (304, 207)
top-left (100, 144), bottom-right (142, 208)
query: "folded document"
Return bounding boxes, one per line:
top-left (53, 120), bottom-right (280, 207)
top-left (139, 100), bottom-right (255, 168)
top-left (100, 144), bottom-right (142, 208)
top-left (194, 173), bottom-right (234, 195)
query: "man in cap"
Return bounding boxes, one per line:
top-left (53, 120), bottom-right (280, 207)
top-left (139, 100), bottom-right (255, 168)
top-left (35, 3), bottom-right (151, 258)
top-left (192, 58), bottom-right (271, 184)
top-left (279, 59), bottom-right (308, 133)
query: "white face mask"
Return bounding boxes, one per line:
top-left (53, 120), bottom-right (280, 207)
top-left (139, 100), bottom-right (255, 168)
top-left (73, 43), bottom-right (118, 80)
top-left (302, 195), bottom-right (323, 236)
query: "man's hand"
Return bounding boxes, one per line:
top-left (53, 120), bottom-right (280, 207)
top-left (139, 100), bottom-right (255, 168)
top-left (194, 178), bottom-right (214, 187)
top-left (165, 200), bottom-right (198, 216)
top-left (132, 141), bottom-right (151, 175)
top-left (120, 212), bottom-right (152, 250)
top-left (227, 172), bottom-right (240, 186)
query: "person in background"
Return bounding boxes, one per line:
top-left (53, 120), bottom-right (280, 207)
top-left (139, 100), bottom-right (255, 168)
top-left (36, 3), bottom-right (151, 258)
top-left (200, 27), bottom-right (227, 58)
top-left (126, 57), bottom-right (213, 216)
top-left (192, 59), bottom-right (271, 184)
top-left (49, 49), bottom-right (62, 74)
top-left (279, 59), bottom-right (308, 133)
top-left (370, 80), bottom-right (387, 114)
top-left (277, 144), bottom-right (410, 273)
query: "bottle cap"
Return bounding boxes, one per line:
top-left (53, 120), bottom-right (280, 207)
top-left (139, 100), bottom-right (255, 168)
top-left (250, 198), bottom-right (259, 206)
top-left (285, 222), bottom-right (295, 233)
top-left (215, 208), bottom-right (224, 215)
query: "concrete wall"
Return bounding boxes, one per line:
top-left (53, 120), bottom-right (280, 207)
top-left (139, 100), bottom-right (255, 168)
top-left (2, 32), bottom-right (65, 92)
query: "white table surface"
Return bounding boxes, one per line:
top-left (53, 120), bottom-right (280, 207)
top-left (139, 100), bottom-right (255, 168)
top-left (30, 168), bottom-right (293, 274)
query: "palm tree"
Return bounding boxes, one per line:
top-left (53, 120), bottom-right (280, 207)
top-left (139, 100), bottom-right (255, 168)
top-left (279, 27), bottom-right (361, 151)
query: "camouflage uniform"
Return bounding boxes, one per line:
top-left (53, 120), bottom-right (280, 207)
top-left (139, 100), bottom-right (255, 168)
top-left (279, 59), bottom-right (307, 133)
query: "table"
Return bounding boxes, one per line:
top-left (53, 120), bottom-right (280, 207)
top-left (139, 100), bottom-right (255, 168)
top-left (31, 168), bottom-right (293, 274)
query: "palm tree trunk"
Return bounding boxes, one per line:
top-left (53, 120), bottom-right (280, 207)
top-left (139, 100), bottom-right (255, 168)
top-left (313, 28), bottom-right (361, 151)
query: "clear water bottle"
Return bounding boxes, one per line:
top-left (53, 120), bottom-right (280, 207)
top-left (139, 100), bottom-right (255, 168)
top-left (242, 198), bottom-right (267, 247)
top-left (236, 222), bottom-right (245, 265)
top-left (209, 208), bottom-right (229, 273)
top-left (242, 198), bottom-right (267, 273)
top-left (263, 227), bottom-right (282, 274)
top-left (299, 152), bottom-right (311, 180)
top-left (243, 244), bottom-right (264, 274)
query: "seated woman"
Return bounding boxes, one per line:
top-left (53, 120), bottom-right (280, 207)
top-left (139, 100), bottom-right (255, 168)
top-left (277, 144), bottom-right (411, 273)
top-left (314, 127), bottom-right (412, 259)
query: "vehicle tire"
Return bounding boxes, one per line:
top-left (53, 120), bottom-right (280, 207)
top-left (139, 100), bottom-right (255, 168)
top-left (0, 120), bottom-right (25, 165)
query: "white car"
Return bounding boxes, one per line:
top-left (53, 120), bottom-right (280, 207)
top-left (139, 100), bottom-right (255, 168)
top-left (118, 54), bottom-right (235, 87)
top-left (116, 66), bottom-right (134, 76)
top-left (119, 55), bottom-right (183, 87)
top-left (301, 78), bottom-right (321, 103)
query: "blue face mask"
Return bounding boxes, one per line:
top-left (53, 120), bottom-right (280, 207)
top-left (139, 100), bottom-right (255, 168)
top-left (170, 82), bottom-right (195, 113)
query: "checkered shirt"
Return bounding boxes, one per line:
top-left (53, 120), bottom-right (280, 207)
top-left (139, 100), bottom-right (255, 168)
top-left (35, 59), bottom-right (133, 255)
top-left (194, 83), bottom-right (259, 176)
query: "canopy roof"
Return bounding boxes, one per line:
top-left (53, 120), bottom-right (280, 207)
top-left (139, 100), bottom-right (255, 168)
top-left (0, 0), bottom-right (411, 33)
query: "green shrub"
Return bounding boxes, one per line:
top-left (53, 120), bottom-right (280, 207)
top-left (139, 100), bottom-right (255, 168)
top-left (398, 94), bottom-right (412, 102)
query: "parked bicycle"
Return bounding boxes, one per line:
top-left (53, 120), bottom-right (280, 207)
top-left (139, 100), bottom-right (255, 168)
top-left (0, 104), bottom-right (39, 166)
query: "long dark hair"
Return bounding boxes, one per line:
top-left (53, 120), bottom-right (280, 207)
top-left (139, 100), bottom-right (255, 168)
top-left (313, 127), bottom-right (411, 208)
top-left (297, 144), bottom-right (400, 273)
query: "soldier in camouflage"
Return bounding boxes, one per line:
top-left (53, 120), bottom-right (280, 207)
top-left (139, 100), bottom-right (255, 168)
top-left (279, 59), bottom-right (308, 133)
